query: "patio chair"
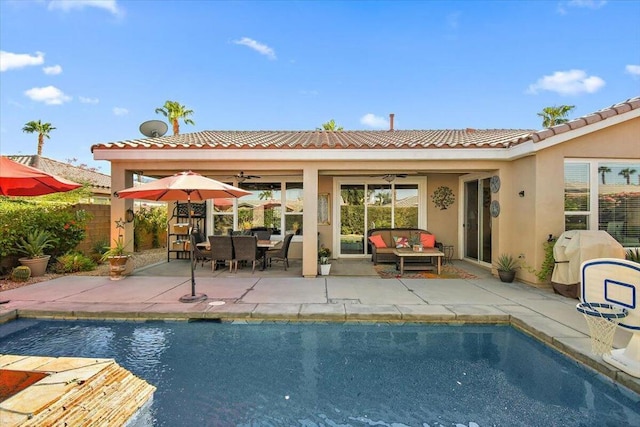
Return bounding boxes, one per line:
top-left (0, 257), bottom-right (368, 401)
top-left (191, 235), bottom-right (211, 268)
top-left (266, 233), bottom-right (294, 270)
top-left (208, 235), bottom-right (234, 272)
top-left (252, 230), bottom-right (271, 241)
top-left (231, 235), bottom-right (258, 273)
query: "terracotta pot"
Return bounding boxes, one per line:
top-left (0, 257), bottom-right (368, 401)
top-left (18, 255), bottom-right (51, 277)
top-left (108, 256), bottom-right (130, 281)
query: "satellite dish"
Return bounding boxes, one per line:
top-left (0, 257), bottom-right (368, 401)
top-left (139, 120), bottom-right (168, 138)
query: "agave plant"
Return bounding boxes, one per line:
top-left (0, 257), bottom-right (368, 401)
top-left (626, 248), bottom-right (640, 263)
top-left (16, 230), bottom-right (57, 259)
top-left (494, 253), bottom-right (520, 272)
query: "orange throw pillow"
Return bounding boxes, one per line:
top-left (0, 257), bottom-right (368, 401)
top-left (368, 235), bottom-right (387, 248)
top-left (420, 233), bottom-right (436, 248)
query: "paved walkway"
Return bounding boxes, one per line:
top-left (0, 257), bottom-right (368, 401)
top-left (0, 259), bottom-right (638, 394)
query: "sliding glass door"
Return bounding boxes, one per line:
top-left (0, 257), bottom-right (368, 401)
top-left (339, 181), bottom-right (420, 257)
top-left (464, 178), bottom-right (492, 264)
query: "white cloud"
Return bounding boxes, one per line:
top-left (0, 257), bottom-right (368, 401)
top-left (0, 51), bottom-right (45, 72)
top-left (567, 0), bottom-right (607, 9)
top-left (233, 37), bottom-right (276, 60)
top-left (79, 96), bottom-right (99, 104)
top-left (48, 0), bottom-right (122, 16)
top-left (360, 113), bottom-right (388, 129)
top-left (43, 64), bottom-right (62, 75)
top-left (526, 69), bottom-right (605, 95)
top-left (447, 12), bottom-right (461, 30)
top-left (113, 107), bottom-right (128, 116)
top-left (625, 64), bottom-right (640, 77)
top-left (24, 86), bottom-right (71, 105)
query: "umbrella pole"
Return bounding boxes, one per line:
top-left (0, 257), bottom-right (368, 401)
top-left (179, 194), bottom-right (207, 303)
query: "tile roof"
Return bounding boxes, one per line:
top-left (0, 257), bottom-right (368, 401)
top-left (7, 155), bottom-right (111, 193)
top-left (89, 96), bottom-right (639, 152)
top-left (92, 129), bottom-right (534, 151)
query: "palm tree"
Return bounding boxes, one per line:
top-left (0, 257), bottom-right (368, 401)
top-left (316, 119), bottom-right (343, 131)
top-left (619, 168), bottom-right (637, 185)
top-left (22, 120), bottom-right (56, 157)
top-left (537, 105), bottom-right (575, 128)
top-left (598, 166), bottom-right (611, 184)
top-left (155, 100), bottom-right (195, 135)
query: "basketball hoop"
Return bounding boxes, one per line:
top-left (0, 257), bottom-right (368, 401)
top-left (576, 302), bottom-right (628, 356)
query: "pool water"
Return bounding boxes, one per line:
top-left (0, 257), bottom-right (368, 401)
top-left (0, 320), bottom-right (638, 426)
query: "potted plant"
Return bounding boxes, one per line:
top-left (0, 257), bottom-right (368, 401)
top-left (494, 253), bottom-right (519, 283)
top-left (318, 246), bottom-right (332, 275)
top-left (101, 238), bottom-right (132, 281)
top-left (16, 230), bottom-right (56, 277)
top-left (409, 235), bottom-right (423, 252)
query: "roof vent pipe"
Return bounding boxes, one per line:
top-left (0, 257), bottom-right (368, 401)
top-left (389, 113), bottom-right (395, 132)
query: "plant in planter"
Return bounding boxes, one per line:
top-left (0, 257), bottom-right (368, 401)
top-left (318, 246), bottom-right (332, 275)
top-left (15, 230), bottom-right (57, 277)
top-left (409, 235), bottom-right (423, 252)
top-left (101, 238), bottom-right (132, 280)
top-left (494, 253), bottom-right (519, 283)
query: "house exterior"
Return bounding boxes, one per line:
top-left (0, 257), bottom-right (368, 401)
top-left (91, 97), bottom-right (639, 282)
top-left (7, 155), bottom-right (111, 203)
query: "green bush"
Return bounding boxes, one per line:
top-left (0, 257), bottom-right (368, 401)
top-left (134, 206), bottom-right (167, 250)
top-left (52, 252), bottom-right (96, 273)
top-left (0, 200), bottom-right (91, 258)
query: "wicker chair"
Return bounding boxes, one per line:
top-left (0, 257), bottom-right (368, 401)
top-left (208, 235), bottom-right (234, 272)
top-left (231, 235), bottom-right (258, 273)
top-left (266, 233), bottom-right (294, 270)
top-left (191, 235), bottom-right (211, 268)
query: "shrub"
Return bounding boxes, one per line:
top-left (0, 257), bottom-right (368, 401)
top-left (0, 200), bottom-right (91, 258)
top-left (52, 252), bottom-right (96, 273)
top-left (134, 206), bottom-right (167, 250)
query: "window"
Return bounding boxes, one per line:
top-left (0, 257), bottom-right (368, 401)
top-left (284, 182), bottom-right (303, 235)
top-left (565, 160), bottom-right (640, 246)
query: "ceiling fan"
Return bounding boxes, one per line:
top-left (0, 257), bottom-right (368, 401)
top-left (371, 173), bottom-right (408, 182)
top-left (233, 171), bottom-right (261, 182)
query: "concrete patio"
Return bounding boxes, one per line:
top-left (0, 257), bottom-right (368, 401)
top-left (0, 259), bottom-right (638, 395)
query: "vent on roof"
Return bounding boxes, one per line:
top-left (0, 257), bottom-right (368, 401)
top-left (389, 113), bottom-right (395, 132)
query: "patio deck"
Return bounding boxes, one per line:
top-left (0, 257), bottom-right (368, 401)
top-left (0, 259), bottom-right (638, 395)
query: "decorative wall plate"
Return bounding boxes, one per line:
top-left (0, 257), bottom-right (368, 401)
top-left (490, 200), bottom-right (500, 217)
top-left (490, 175), bottom-right (501, 193)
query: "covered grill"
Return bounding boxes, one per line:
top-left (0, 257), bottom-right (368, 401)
top-left (551, 230), bottom-right (625, 298)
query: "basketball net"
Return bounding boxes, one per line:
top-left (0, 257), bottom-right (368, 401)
top-left (577, 303), bottom-right (628, 356)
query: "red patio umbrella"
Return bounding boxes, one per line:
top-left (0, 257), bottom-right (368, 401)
top-left (0, 156), bottom-right (82, 196)
top-left (116, 171), bottom-right (250, 302)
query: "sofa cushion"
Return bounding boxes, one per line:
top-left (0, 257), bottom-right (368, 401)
top-left (420, 233), bottom-right (436, 248)
top-left (393, 236), bottom-right (410, 248)
top-left (368, 235), bottom-right (387, 248)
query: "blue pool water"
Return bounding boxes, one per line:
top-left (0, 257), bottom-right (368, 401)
top-left (0, 320), bottom-right (638, 426)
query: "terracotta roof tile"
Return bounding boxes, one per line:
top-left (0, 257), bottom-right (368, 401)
top-left (7, 155), bottom-right (111, 193)
top-left (89, 96), bottom-right (639, 152)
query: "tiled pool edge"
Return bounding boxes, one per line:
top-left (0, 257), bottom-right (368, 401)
top-left (2, 306), bottom-right (639, 396)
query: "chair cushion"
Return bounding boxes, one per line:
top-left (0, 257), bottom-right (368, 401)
top-left (393, 236), bottom-right (409, 248)
top-left (368, 235), bottom-right (387, 248)
top-left (420, 233), bottom-right (436, 248)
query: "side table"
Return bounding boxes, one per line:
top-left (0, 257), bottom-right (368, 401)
top-left (442, 245), bottom-right (454, 265)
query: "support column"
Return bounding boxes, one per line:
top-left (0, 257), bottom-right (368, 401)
top-left (302, 167), bottom-right (319, 277)
top-left (110, 164), bottom-right (134, 252)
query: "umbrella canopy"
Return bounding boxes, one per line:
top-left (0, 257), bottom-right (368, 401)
top-left (116, 171), bottom-right (251, 302)
top-left (115, 171), bottom-right (249, 201)
top-left (0, 156), bottom-right (82, 196)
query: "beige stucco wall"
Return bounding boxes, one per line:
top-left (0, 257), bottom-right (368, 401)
top-left (426, 174), bottom-right (460, 256)
top-left (504, 116), bottom-right (640, 284)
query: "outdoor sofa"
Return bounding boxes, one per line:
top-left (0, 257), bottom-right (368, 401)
top-left (367, 228), bottom-right (443, 265)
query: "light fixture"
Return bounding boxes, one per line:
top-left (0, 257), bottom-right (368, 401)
top-left (519, 190), bottom-right (525, 197)
top-left (125, 208), bottom-right (135, 223)
top-left (382, 174), bottom-right (396, 183)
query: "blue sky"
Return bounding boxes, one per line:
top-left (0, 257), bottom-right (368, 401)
top-left (1, 0), bottom-right (639, 172)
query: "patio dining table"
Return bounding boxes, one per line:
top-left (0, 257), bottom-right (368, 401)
top-left (196, 239), bottom-right (279, 271)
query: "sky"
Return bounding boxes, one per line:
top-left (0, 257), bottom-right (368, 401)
top-left (1, 0), bottom-right (639, 173)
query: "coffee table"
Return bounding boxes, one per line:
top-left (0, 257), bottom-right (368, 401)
top-left (393, 248), bottom-right (444, 275)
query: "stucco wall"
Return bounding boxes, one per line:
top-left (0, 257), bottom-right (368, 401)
top-left (426, 174), bottom-right (460, 257)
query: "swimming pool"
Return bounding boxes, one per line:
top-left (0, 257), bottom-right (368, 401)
top-left (0, 320), bottom-right (638, 426)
